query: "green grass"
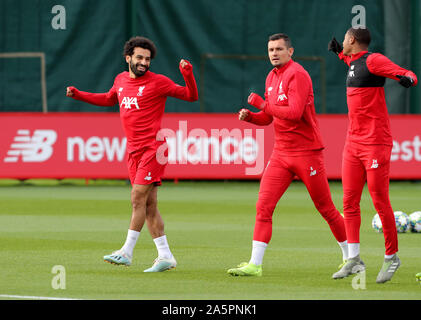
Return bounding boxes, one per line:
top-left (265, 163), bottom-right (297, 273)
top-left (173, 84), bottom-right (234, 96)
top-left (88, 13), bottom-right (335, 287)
top-left (0, 179), bottom-right (420, 300)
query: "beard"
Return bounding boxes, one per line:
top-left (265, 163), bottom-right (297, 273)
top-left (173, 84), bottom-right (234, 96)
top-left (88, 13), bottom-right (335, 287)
top-left (129, 60), bottom-right (149, 77)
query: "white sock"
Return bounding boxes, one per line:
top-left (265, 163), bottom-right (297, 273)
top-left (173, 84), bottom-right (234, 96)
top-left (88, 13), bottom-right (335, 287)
top-left (249, 240), bottom-right (267, 266)
top-left (153, 235), bottom-right (173, 259)
top-left (385, 253), bottom-right (395, 260)
top-left (121, 229), bottom-right (140, 258)
top-left (348, 243), bottom-right (360, 259)
top-left (338, 240), bottom-right (349, 261)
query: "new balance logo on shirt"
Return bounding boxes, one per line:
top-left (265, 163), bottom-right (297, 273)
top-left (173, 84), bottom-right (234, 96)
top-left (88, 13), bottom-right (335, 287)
top-left (349, 65), bottom-right (355, 77)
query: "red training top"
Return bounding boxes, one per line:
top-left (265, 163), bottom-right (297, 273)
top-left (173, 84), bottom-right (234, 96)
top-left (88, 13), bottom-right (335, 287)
top-left (70, 68), bottom-right (198, 154)
top-left (245, 59), bottom-right (324, 154)
top-left (338, 50), bottom-right (417, 146)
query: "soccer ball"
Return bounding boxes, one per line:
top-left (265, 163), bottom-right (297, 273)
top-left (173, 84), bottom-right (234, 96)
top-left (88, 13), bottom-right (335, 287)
top-left (372, 213), bottom-right (383, 233)
top-left (394, 211), bottom-right (410, 233)
top-left (409, 211), bottom-right (421, 233)
top-left (371, 211), bottom-right (410, 233)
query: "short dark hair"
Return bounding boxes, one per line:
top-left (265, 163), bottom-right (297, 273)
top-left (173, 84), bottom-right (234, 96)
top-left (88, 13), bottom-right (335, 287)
top-left (268, 33), bottom-right (292, 48)
top-left (347, 27), bottom-right (371, 46)
top-left (123, 36), bottom-right (157, 59)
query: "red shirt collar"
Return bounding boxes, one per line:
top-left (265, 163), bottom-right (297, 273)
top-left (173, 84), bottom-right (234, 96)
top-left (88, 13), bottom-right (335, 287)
top-left (273, 59), bottom-right (294, 74)
top-left (125, 70), bottom-right (151, 81)
top-left (349, 50), bottom-right (368, 63)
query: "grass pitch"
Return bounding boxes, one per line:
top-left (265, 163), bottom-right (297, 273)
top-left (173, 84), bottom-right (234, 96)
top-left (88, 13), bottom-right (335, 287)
top-left (0, 179), bottom-right (420, 300)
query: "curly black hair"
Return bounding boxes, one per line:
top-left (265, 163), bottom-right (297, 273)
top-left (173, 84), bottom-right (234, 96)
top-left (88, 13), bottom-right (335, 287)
top-left (123, 36), bottom-right (157, 59)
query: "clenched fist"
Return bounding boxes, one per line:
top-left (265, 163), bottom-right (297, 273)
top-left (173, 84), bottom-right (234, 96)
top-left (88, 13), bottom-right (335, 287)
top-left (179, 59), bottom-right (193, 74)
top-left (66, 86), bottom-right (75, 97)
top-left (238, 108), bottom-right (250, 121)
top-left (248, 93), bottom-right (265, 110)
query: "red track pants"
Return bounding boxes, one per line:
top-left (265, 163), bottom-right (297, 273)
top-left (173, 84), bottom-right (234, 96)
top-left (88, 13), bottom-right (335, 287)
top-left (253, 150), bottom-right (347, 244)
top-left (342, 141), bottom-right (398, 255)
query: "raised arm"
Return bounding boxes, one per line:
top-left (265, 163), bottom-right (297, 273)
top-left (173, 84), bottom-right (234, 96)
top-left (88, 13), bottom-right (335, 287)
top-left (169, 59), bottom-right (198, 102)
top-left (239, 83), bottom-right (273, 126)
top-left (66, 86), bottom-right (118, 106)
top-left (248, 72), bottom-right (310, 122)
top-left (238, 108), bottom-right (273, 126)
top-left (366, 53), bottom-right (418, 87)
top-left (328, 37), bottom-right (351, 66)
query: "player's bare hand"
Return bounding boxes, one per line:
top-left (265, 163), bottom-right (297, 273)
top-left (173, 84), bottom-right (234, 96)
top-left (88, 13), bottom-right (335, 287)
top-left (66, 86), bottom-right (75, 97)
top-left (179, 59), bottom-right (193, 73)
top-left (238, 108), bottom-right (250, 121)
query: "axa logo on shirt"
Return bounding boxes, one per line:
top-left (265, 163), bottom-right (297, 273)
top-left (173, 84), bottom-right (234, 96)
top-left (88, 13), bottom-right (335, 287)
top-left (3, 129), bottom-right (57, 163)
top-left (120, 97), bottom-right (140, 109)
top-left (277, 93), bottom-right (288, 102)
top-left (277, 81), bottom-right (287, 102)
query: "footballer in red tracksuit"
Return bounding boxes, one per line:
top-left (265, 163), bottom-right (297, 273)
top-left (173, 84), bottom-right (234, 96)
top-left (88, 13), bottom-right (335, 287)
top-left (68, 57), bottom-right (197, 186)
top-left (66, 36), bottom-right (198, 272)
top-left (328, 27), bottom-right (417, 283)
top-left (228, 33), bottom-right (348, 277)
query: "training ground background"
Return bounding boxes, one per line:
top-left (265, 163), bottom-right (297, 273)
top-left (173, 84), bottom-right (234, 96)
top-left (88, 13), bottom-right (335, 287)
top-left (0, 179), bottom-right (420, 301)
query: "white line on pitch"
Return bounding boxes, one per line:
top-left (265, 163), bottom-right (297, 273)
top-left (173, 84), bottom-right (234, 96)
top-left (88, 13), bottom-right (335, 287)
top-left (0, 294), bottom-right (82, 300)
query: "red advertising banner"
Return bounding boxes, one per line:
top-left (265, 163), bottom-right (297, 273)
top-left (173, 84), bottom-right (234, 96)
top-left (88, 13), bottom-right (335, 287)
top-left (0, 113), bottom-right (420, 180)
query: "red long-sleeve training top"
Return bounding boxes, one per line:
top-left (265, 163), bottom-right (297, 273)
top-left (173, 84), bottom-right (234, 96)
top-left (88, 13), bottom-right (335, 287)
top-left (245, 59), bottom-right (324, 154)
top-left (70, 69), bottom-right (198, 154)
top-left (338, 50), bottom-right (417, 146)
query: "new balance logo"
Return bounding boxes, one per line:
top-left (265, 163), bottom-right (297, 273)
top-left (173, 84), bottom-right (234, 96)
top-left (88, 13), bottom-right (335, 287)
top-left (144, 172), bottom-right (152, 181)
top-left (4, 129), bottom-right (57, 163)
top-left (120, 97), bottom-right (139, 109)
top-left (349, 65), bottom-right (355, 77)
top-left (310, 166), bottom-right (317, 176)
top-left (371, 159), bottom-right (379, 169)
